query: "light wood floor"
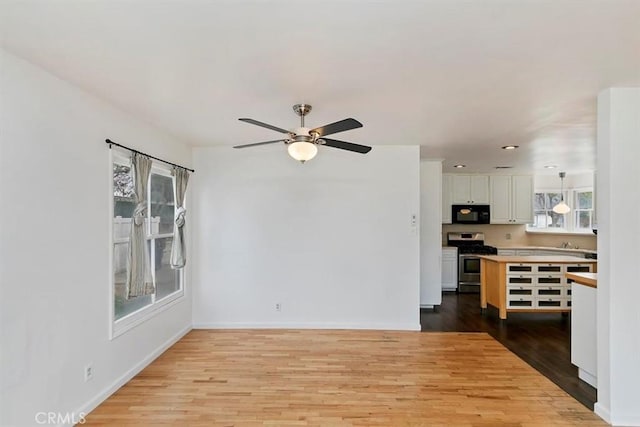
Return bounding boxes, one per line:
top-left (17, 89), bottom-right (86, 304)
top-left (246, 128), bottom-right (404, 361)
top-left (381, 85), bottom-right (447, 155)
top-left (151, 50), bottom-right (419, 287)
top-left (86, 330), bottom-right (605, 426)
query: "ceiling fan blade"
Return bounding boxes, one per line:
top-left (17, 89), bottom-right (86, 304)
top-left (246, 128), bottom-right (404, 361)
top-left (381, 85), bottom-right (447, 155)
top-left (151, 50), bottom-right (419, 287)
top-left (310, 118), bottom-right (363, 137)
top-left (239, 118), bottom-right (290, 134)
top-left (321, 138), bottom-right (372, 154)
top-left (233, 140), bottom-right (283, 149)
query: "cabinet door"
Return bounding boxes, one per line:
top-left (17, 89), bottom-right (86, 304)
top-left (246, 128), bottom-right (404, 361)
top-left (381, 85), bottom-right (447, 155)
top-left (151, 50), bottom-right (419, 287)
top-left (451, 175), bottom-right (489, 204)
top-left (452, 175), bottom-right (471, 203)
top-left (511, 175), bottom-right (533, 223)
top-left (489, 175), bottom-right (511, 224)
top-left (441, 248), bottom-right (458, 290)
top-left (442, 174), bottom-right (452, 224)
top-left (470, 176), bottom-right (489, 203)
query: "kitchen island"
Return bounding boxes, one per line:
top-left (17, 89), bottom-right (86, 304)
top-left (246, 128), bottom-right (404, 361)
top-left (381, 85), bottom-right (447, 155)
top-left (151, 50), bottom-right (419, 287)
top-left (479, 255), bottom-right (596, 320)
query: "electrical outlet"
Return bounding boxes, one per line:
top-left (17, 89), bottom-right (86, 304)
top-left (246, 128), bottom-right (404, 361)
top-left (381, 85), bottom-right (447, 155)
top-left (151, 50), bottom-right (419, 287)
top-left (506, 233), bottom-right (512, 240)
top-left (84, 364), bottom-right (93, 382)
top-left (275, 303), bottom-right (281, 312)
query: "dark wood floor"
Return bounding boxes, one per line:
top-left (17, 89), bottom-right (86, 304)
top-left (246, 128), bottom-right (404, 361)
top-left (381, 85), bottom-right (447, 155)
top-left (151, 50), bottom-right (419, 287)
top-left (421, 291), bottom-right (597, 410)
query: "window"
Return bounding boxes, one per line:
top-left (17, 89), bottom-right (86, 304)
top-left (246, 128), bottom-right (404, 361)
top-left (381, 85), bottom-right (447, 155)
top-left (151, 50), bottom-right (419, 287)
top-left (531, 191), bottom-right (567, 230)
top-left (574, 190), bottom-right (594, 232)
top-left (112, 155), bottom-right (183, 335)
top-left (527, 187), bottom-right (594, 234)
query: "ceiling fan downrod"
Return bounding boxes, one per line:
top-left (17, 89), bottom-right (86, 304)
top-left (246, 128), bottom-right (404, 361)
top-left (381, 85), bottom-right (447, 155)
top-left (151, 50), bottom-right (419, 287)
top-left (293, 103), bottom-right (312, 127)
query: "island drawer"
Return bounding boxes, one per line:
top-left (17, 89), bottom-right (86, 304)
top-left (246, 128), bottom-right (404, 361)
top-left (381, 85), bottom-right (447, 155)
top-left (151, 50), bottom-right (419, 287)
top-left (507, 264), bottom-right (535, 273)
top-left (535, 297), bottom-right (568, 309)
top-left (535, 286), bottom-right (564, 297)
top-left (536, 264), bottom-right (563, 273)
top-left (506, 275), bottom-right (535, 286)
top-left (566, 264), bottom-right (593, 273)
top-left (536, 275), bottom-right (563, 286)
top-left (507, 296), bottom-right (535, 308)
top-left (507, 286), bottom-right (535, 297)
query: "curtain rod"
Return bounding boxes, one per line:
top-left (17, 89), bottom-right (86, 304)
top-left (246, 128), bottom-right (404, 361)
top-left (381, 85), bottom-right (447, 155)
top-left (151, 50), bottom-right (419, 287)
top-left (105, 139), bottom-right (195, 173)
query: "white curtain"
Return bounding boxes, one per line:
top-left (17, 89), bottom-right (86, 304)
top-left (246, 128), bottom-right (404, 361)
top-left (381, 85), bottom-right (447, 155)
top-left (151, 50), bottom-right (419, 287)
top-left (170, 167), bottom-right (190, 268)
top-left (125, 153), bottom-right (154, 298)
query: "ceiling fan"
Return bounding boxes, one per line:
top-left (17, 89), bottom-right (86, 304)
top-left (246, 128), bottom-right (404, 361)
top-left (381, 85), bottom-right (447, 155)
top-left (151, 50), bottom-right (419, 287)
top-left (234, 104), bottom-right (372, 163)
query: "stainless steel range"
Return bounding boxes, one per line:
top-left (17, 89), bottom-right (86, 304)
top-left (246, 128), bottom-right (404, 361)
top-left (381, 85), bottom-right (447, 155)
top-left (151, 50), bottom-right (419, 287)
top-left (447, 232), bottom-right (497, 293)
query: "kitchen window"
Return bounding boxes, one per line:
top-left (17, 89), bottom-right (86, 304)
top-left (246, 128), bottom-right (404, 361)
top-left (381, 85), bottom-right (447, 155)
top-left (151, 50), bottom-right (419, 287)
top-left (111, 153), bottom-right (183, 337)
top-left (528, 188), bottom-right (594, 234)
top-left (573, 189), bottom-right (594, 232)
top-left (531, 191), bottom-right (567, 230)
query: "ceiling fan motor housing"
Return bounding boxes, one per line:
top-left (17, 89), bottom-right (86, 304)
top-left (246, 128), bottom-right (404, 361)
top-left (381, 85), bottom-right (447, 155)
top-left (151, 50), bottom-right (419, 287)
top-left (288, 127), bottom-right (316, 144)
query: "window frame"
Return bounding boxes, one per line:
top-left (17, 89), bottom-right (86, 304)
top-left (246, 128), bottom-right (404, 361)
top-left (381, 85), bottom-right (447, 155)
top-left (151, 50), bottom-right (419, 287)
top-left (530, 189), bottom-right (570, 231)
top-left (527, 186), bottom-right (595, 235)
top-left (572, 187), bottom-right (594, 233)
top-left (109, 151), bottom-right (185, 339)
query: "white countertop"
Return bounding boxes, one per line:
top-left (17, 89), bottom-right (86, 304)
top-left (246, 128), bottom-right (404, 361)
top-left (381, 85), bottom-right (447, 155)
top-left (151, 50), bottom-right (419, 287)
top-left (495, 246), bottom-right (596, 255)
top-left (442, 245), bottom-right (596, 255)
top-left (479, 255), bottom-right (595, 263)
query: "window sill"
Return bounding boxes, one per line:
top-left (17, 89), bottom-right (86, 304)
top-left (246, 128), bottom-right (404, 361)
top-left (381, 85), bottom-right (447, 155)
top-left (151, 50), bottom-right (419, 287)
top-left (111, 290), bottom-right (185, 339)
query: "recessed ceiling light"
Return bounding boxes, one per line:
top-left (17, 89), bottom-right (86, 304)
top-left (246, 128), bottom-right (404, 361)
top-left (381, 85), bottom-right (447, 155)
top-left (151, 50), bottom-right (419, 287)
top-left (454, 164), bottom-right (466, 168)
top-left (501, 145), bottom-right (519, 150)
top-left (544, 165), bottom-right (557, 169)
top-left (495, 166), bottom-right (513, 169)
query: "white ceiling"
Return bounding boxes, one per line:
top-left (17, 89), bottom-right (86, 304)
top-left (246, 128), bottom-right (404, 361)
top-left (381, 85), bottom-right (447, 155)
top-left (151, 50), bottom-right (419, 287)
top-left (2, 0), bottom-right (639, 173)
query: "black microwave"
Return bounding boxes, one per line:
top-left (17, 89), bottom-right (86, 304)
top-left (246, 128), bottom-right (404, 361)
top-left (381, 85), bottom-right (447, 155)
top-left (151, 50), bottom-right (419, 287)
top-left (452, 204), bottom-right (490, 224)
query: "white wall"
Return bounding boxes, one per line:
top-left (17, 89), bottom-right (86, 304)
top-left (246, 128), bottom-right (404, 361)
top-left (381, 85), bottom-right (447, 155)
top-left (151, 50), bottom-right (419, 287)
top-left (595, 88), bottom-right (640, 426)
top-left (191, 145), bottom-right (420, 330)
top-left (420, 160), bottom-right (443, 307)
top-left (0, 50), bottom-right (193, 426)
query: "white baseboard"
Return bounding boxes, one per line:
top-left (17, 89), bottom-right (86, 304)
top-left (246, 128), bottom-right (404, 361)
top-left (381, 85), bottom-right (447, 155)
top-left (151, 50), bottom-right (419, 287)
top-left (599, 406), bottom-right (640, 427)
top-left (594, 402), bottom-right (610, 424)
top-left (594, 402), bottom-right (640, 426)
top-left (193, 321), bottom-right (421, 331)
top-left (611, 415), bottom-right (640, 426)
top-left (65, 325), bottom-right (192, 427)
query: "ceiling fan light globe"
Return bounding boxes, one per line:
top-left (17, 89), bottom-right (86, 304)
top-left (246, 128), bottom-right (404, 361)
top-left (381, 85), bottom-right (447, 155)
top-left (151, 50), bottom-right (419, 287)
top-left (288, 141), bottom-right (317, 163)
top-left (552, 202), bottom-right (571, 214)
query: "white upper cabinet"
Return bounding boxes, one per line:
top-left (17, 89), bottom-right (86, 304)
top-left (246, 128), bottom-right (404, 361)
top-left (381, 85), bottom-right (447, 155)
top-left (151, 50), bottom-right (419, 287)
top-left (442, 174), bottom-right (453, 224)
top-left (490, 175), bottom-right (512, 223)
top-left (489, 175), bottom-right (533, 224)
top-left (451, 175), bottom-right (489, 204)
top-left (512, 175), bottom-right (533, 223)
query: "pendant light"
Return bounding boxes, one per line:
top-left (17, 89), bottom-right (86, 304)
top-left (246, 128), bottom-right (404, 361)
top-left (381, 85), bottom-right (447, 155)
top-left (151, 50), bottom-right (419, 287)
top-left (552, 172), bottom-right (571, 214)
